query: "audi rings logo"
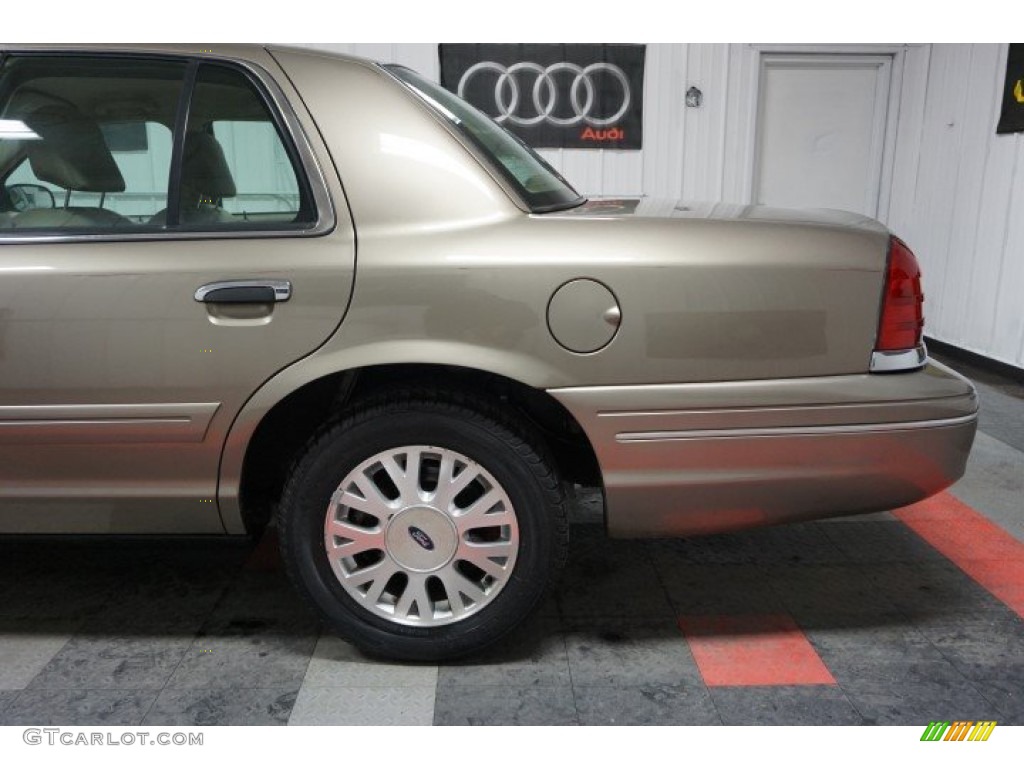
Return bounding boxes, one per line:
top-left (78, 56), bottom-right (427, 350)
top-left (441, 44), bottom-right (645, 149)
top-left (457, 61), bottom-right (632, 128)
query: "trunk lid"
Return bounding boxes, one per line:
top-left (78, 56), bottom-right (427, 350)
top-left (560, 197), bottom-right (890, 237)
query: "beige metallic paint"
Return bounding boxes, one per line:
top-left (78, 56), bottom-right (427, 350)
top-left (546, 279), bottom-right (621, 353)
top-left (0, 402), bottom-right (220, 443)
top-left (0, 45), bottom-right (978, 537)
top-left (0, 46), bottom-right (356, 533)
top-left (551, 360), bottom-right (977, 535)
top-left (597, 419), bottom-right (976, 537)
top-left (217, 48), bottom-right (976, 535)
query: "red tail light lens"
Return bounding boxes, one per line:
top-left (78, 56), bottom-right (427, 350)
top-left (876, 237), bottom-right (924, 351)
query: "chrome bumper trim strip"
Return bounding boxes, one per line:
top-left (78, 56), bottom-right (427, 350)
top-left (615, 412), bottom-right (977, 443)
top-left (870, 344), bottom-right (928, 373)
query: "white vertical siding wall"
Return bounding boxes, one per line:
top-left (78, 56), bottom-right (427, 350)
top-left (886, 45), bottom-right (1024, 369)
top-left (297, 43), bottom-right (1024, 368)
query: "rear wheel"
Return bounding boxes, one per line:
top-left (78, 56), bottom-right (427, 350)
top-left (278, 392), bottom-right (567, 661)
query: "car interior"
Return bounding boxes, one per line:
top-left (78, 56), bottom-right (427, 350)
top-left (0, 57), bottom-right (309, 233)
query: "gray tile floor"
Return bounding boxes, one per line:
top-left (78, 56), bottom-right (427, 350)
top-left (0, 355), bottom-right (1021, 726)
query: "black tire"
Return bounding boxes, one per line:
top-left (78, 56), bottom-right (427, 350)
top-left (278, 389), bottom-right (568, 661)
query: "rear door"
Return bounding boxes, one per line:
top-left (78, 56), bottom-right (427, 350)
top-left (0, 51), bottom-right (354, 533)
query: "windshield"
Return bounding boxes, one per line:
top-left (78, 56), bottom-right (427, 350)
top-left (385, 65), bottom-right (584, 213)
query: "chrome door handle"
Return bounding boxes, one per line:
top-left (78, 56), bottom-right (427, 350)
top-left (194, 280), bottom-right (292, 304)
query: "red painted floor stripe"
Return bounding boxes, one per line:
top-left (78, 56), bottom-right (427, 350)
top-left (894, 491), bottom-right (1024, 619)
top-left (678, 614), bottom-right (836, 687)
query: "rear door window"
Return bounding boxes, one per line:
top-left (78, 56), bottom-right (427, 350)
top-left (0, 55), bottom-right (317, 235)
top-left (174, 63), bottom-right (315, 228)
top-left (0, 55), bottom-right (184, 232)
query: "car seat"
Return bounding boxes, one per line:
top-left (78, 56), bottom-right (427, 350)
top-left (11, 103), bottom-right (129, 230)
top-left (149, 131), bottom-right (237, 226)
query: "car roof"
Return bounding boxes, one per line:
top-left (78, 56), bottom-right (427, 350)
top-left (0, 43), bottom-right (377, 67)
top-left (0, 45), bottom-right (382, 131)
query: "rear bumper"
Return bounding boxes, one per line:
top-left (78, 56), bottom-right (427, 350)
top-left (549, 361), bottom-right (978, 537)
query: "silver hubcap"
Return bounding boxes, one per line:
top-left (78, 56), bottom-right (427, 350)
top-left (323, 445), bottom-right (519, 627)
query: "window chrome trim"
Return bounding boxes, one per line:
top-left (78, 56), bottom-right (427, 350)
top-left (375, 63), bottom-right (530, 214)
top-left (0, 50), bottom-right (336, 245)
top-left (870, 343), bottom-right (928, 373)
top-left (377, 63), bottom-right (586, 215)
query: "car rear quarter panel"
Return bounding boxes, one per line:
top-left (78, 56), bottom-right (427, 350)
top-left (274, 49), bottom-right (891, 388)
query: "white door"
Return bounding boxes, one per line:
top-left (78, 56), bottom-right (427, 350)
top-left (753, 54), bottom-right (893, 217)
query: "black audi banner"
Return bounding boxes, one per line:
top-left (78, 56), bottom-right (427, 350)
top-left (996, 43), bottom-right (1024, 134)
top-left (439, 44), bottom-right (645, 149)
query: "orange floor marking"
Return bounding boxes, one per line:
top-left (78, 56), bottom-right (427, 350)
top-left (894, 491), bottom-right (1024, 619)
top-left (678, 613), bottom-right (836, 687)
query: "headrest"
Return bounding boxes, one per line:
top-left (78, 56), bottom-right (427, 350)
top-left (182, 132), bottom-right (236, 199)
top-left (24, 105), bottom-right (125, 193)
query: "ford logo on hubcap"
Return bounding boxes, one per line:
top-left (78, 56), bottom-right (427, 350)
top-left (408, 525), bottom-right (435, 551)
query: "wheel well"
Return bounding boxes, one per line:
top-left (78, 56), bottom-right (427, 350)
top-left (238, 364), bottom-right (602, 535)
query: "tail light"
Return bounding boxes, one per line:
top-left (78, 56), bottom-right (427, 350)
top-left (871, 236), bottom-right (926, 372)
